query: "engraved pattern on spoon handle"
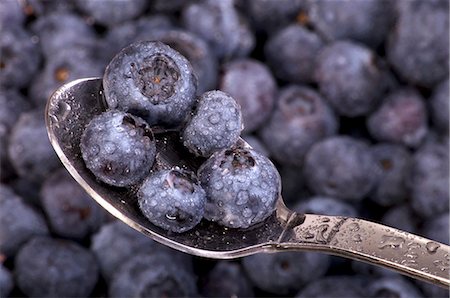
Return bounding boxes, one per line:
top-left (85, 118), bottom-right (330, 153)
top-left (277, 214), bottom-right (450, 288)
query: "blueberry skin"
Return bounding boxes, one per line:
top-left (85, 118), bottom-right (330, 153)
top-left (198, 146), bottom-right (281, 229)
top-left (15, 236), bottom-right (99, 298)
top-left (409, 138), bottom-right (449, 218)
top-left (0, 24), bottom-right (41, 89)
top-left (138, 168), bottom-right (206, 233)
top-left (182, 0), bottom-right (255, 59)
top-left (0, 0), bottom-right (26, 28)
top-left (303, 136), bottom-right (377, 201)
top-left (296, 276), bottom-right (367, 297)
top-left (200, 261), bottom-right (254, 298)
top-left (0, 185), bottom-right (49, 257)
top-left (220, 59), bottom-right (277, 133)
top-left (182, 90), bottom-right (243, 157)
top-left (8, 109), bottom-right (61, 183)
top-left (367, 89), bottom-right (428, 148)
top-left (305, 0), bottom-right (395, 48)
top-left (141, 28), bottom-right (218, 94)
top-left (430, 78), bottom-right (449, 134)
top-left (314, 41), bottom-right (385, 117)
top-left (103, 41), bottom-right (198, 127)
top-left (260, 85), bottom-right (338, 166)
top-left (243, 251), bottom-right (329, 295)
top-left (75, 0), bottom-right (148, 27)
top-left (265, 24), bottom-right (325, 84)
top-left (81, 110), bottom-right (156, 187)
top-left (109, 251), bottom-right (198, 298)
top-left (368, 277), bottom-right (423, 298)
top-left (381, 204), bottom-right (419, 234)
top-left (369, 143), bottom-right (412, 206)
top-left (387, 0), bottom-right (449, 88)
top-left (420, 213), bottom-right (449, 245)
top-left (293, 196), bottom-right (358, 218)
top-left (40, 169), bottom-right (107, 240)
top-left (0, 263), bottom-right (13, 298)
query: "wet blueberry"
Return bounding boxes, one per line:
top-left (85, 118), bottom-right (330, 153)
top-left (138, 168), bottom-right (206, 233)
top-left (182, 90), bottom-right (242, 157)
top-left (103, 41), bottom-right (197, 127)
top-left (198, 145), bottom-right (281, 229)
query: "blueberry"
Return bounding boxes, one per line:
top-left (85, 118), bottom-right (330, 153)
top-left (368, 276), bottom-right (423, 298)
top-left (40, 169), bottom-right (108, 239)
top-left (369, 143), bottom-right (412, 206)
top-left (265, 24), bottom-right (325, 84)
top-left (31, 11), bottom-right (98, 58)
top-left (109, 251), bottom-right (198, 297)
top-left (260, 85), bottom-right (338, 166)
top-left (420, 213), bottom-right (449, 244)
top-left (387, 0), bottom-right (449, 88)
top-left (138, 168), bottom-right (206, 233)
top-left (279, 165), bottom-right (312, 206)
top-left (219, 59), bottom-right (277, 133)
top-left (198, 145), bottom-right (281, 229)
top-left (15, 236), bottom-right (99, 297)
top-left (0, 185), bottom-right (49, 257)
top-left (296, 276), bottom-right (367, 297)
top-left (303, 136), bottom-right (377, 201)
top-left (0, 263), bottom-right (13, 298)
top-left (182, 90), bottom-right (242, 157)
top-left (367, 89), bottom-right (428, 148)
top-left (182, 0), bottom-right (255, 58)
top-left (141, 28), bottom-right (218, 94)
top-left (103, 41), bottom-right (197, 127)
top-left (91, 220), bottom-right (193, 280)
top-left (242, 134), bottom-right (270, 157)
top-left (409, 137), bottom-right (449, 218)
top-left (200, 261), bottom-right (254, 298)
top-left (415, 280), bottom-right (449, 298)
top-left (305, 0), bottom-right (395, 47)
top-left (8, 109), bottom-right (61, 183)
top-left (81, 110), bottom-right (156, 187)
top-left (0, 24), bottom-right (41, 89)
top-left (75, 0), bottom-right (148, 27)
top-left (243, 251), bottom-right (329, 295)
top-left (314, 41), bottom-right (385, 117)
top-left (381, 204), bottom-right (418, 234)
top-left (430, 78), bottom-right (449, 134)
top-left (0, 0), bottom-right (26, 28)
top-left (293, 196), bottom-right (358, 218)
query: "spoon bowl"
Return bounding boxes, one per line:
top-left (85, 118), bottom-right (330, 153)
top-left (46, 78), bottom-right (450, 287)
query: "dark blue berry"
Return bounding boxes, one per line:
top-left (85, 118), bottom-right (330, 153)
top-left (369, 143), bottom-right (412, 206)
top-left (243, 252), bottom-right (329, 295)
top-left (75, 0), bottom-right (148, 27)
top-left (8, 109), bottom-right (61, 183)
top-left (296, 276), bottom-right (367, 297)
top-left (0, 185), bottom-right (49, 257)
top-left (0, 24), bottom-right (41, 89)
top-left (420, 213), bottom-right (449, 244)
top-left (381, 204), bottom-right (418, 234)
top-left (367, 89), bottom-right (428, 148)
top-left (265, 24), bottom-right (325, 83)
top-left (109, 251), bottom-right (198, 297)
top-left (15, 236), bottom-right (99, 297)
top-left (219, 59), bottom-right (277, 133)
top-left (81, 110), bottom-right (156, 187)
top-left (40, 169), bottom-right (108, 239)
top-left (0, 263), bottom-right (13, 298)
top-left (103, 41), bottom-right (197, 127)
top-left (293, 196), bottom-right (358, 218)
top-left (138, 168), bottom-right (206, 233)
top-left (305, 0), bottom-right (395, 47)
top-left (368, 276), bottom-right (423, 298)
top-left (182, 90), bottom-right (242, 157)
top-left (182, 0), bottom-right (254, 58)
top-left (0, 0), bottom-right (26, 28)
top-left (430, 78), bottom-right (449, 134)
top-left (200, 261), bottom-right (254, 298)
top-left (279, 165), bottom-right (312, 206)
top-left (198, 145), bottom-right (281, 229)
top-left (303, 136), bottom-right (377, 201)
top-left (314, 41), bottom-right (385, 117)
top-left (260, 85), bottom-right (338, 166)
top-left (387, 0), bottom-right (449, 88)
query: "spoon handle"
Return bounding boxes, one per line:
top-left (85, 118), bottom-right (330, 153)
top-left (276, 213), bottom-right (449, 288)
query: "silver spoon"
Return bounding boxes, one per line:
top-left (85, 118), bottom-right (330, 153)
top-left (46, 77), bottom-right (450, 288)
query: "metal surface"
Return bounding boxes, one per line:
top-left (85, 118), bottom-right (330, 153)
top-left (46, 78), bottom-right (450, 288)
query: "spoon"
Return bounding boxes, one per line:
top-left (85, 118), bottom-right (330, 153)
top-left (46, 77), bottom-right (450, 288)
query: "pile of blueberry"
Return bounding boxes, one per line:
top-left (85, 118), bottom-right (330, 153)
top-left (0, 0), bottom-right (449, 297)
